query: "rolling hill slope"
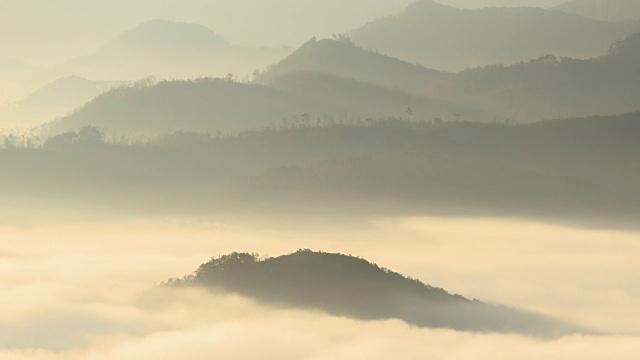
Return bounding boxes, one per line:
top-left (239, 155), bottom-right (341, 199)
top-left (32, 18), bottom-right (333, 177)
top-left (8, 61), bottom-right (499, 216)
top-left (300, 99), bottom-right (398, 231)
top-left (44, 74), bottom-right (490, 137)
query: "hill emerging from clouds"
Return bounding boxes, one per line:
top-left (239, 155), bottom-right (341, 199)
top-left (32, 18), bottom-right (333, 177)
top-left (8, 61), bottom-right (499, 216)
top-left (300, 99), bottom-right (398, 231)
top-left (348, 0), bottom-right (640, 71)
top-left (169, 250), bottom-right (583, 338)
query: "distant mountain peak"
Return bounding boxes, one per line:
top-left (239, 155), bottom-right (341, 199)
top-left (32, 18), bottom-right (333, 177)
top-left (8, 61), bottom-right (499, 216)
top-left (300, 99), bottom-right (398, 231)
top-left (405, 0), bottom-right (457, 13)
top-left (105, 19), bottom-right (229, 50)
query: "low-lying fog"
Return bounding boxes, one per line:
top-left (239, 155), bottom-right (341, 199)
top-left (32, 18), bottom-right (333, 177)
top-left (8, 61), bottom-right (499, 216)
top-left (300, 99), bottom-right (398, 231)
top-left (1, 215), bottom-right (638, 359)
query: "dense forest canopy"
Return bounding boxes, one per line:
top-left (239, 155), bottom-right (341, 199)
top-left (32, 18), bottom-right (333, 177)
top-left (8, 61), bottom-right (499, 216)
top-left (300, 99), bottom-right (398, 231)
top-left (2, 113), bottom-right (639, 227)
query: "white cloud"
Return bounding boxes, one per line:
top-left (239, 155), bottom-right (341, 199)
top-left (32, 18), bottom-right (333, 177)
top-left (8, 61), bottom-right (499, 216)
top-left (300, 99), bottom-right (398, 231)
top-left (1, 215), bottom-right (639, 359)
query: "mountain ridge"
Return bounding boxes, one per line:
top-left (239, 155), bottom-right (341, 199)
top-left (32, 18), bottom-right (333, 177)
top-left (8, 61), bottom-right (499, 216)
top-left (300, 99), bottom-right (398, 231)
top-left (255, 37), bottom-right (446, 92)
top-left (43, 74), bottom-right (491, 137)
top-left (553, 0), bottom-right (640, 22)
top-left (419, 32), bottom-right (640, 121)
top-left (348, 0), bottom-right (640, 70)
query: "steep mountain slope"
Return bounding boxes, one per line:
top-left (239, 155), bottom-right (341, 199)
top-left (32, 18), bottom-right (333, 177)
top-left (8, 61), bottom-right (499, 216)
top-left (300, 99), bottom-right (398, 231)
top-left (255, 37), bottom-right (446, 92)
top-left (171, 250), bottom-right (581, 337)
top-left (348, 0), bottom-right (640, 71)
top-left (52, 20), bottom-right (291, 81)
top-left (421, 32), bottom-right (640, 121)
top-left (553, 0), bottom-right (640, 21)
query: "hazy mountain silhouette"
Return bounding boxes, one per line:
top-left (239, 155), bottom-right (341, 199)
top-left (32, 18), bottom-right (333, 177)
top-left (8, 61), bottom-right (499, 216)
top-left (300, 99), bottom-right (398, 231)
top-left (43, 74), bottom-right (491, 137)
top-left (20, 76), bottom-right (119, 110)
top-left (255, 37), bottom-right (446, 92)
top-left (348, 0), bottom-right (640, 71)
top-left (420, 32), bottom-right (640, 121)
top-left (0, 55), bottom-right (38, 104)
top-left (41, 78), bottom-right (328, 137)
top-left (52, 20), bottom-right (291, 81)
top-left (0, 76), bottom-right (122, 128)
top-left (169, 250), bottom-right (584, 338)
top-left (553, 0), bottom-right (640, 21)
top-left (0, 54), bottom-right (33, 77)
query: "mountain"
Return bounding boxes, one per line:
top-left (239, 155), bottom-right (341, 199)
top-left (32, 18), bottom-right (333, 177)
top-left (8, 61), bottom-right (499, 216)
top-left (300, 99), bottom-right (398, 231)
top-left (553, 0), bottom-right (640, 22)
top-left (0, 76), bottom-right (121, 128)
top-left (169, 250), bottom-right (581, 337)
top-left (255, 37), bottom-right (446, 92)
top-left (52, 20), bottom-right (291, 81)
top-left (348, 0), bottom-right (640, 71)
top-left (43, 74), bottom-right (490, 137)
top-left (420, 32), bottom-right (640, 121)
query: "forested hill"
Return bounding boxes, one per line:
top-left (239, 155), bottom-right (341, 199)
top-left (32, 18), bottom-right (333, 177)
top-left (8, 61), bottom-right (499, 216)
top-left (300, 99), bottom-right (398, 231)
top-left (169, 250), bottom-right (583, 338)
